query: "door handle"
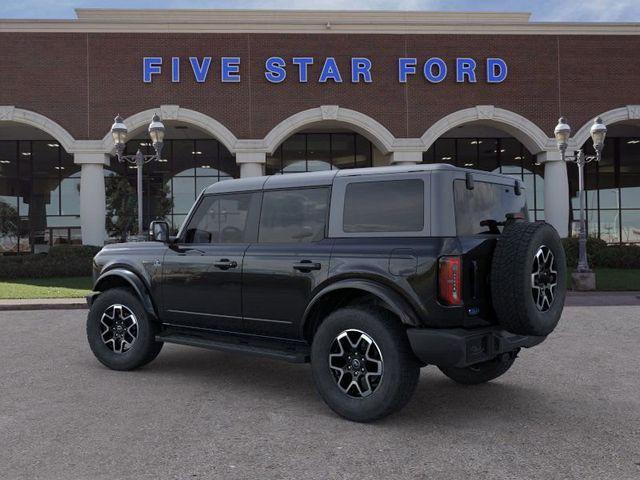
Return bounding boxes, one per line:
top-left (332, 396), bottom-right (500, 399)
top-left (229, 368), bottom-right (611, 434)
top-left (213, 258), bottom-right (238, 270)
top-left (293, 261), bottom-right (321, 272)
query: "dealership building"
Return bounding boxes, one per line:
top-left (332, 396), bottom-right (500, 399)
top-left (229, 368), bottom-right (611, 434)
top-left (1, 8), bottom-right (640, 251)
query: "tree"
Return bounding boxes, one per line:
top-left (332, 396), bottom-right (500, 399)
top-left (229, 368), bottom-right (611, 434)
top-left (105, 175), bottom-right (137, 242)
top-left (105, 175), bottom-right (174, 242)
top-left (0, 201), bottom-right (20, 250)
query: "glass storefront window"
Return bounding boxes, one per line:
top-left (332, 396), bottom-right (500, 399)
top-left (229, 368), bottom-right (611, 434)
top-left (108, 138), bottom-right (239, 237)
top-left (434, 138), bottom-right (456, 165)
top-left (499, 138), bottom-right (523, 174)
top-left (307, 134), bottom-right (331, 171)
top-left (282, 135), bottom-right (306, 173)
top-left (331, 134), bottom-right (355, 169)
top-left (478, 138), bottom-right (499, 171)
top-left (0, 139), bottom-right (81, 252)
top-left (421, 135), bottom-right (640, 243)
top-left (621, 210), bottom-right (640, 243)
top-left (265, 132), bottom-right (374, 174)
top-left (456, 138), bottom-right (477, 168)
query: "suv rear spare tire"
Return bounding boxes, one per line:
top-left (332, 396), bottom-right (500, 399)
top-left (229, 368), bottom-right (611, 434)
top-left (490, 221), bottom-right (566, 336)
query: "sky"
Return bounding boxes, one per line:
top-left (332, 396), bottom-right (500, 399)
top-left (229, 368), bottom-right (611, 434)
top-left (1, 0), bottom-right (640, 22)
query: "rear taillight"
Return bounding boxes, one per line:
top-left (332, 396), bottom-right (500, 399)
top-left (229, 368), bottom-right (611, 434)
top-left (438, 256), bottom-right (462, 306)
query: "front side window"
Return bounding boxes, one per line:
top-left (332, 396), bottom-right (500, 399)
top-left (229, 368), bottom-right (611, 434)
top-left (259, 188), bottom-right (329, 243)
top-left (343, 179), bottom-right (424, 233)
top-left (184, 192), bottom-right (258, 244)
top-left (454, 180), bottom-right (528, 235)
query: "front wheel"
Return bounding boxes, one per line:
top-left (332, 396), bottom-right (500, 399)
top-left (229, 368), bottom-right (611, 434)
top-left (86, 288), bottom-right (163, 371)
top-left (438, 352), bottom-right (517, 385)
top-left (311, 306), bottom-right (420, 422)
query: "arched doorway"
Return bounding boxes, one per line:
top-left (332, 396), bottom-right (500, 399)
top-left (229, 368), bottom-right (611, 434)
top-left (107, 121), bottom-right (239, 239)
top-left (265, 127), bottom-right (388, 175)
top-left (422, 123), bottom-right (546, 221)
top-left (0, 122), bottom-right (80, 253)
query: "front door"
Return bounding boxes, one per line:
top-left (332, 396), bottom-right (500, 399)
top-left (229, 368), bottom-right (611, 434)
top-left (160, 191), bottom-right (261, 332)
top-left (242, 187), bottom-right (332, 339)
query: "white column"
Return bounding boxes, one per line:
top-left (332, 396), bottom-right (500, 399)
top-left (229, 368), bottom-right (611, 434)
top-left (75, 152), bottom-right (109, 246)
top-left (538, 151), bottom-right (569, 238)
top-left (236, 151), bottom-right (266, 178)
top-left (390, 151), bottom-right (422, 165)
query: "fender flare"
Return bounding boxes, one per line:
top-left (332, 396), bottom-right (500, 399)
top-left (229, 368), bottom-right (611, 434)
top-left (92, 268), bottom-right (157, 318)
top-left (301, 279), bottom-right (420, 337)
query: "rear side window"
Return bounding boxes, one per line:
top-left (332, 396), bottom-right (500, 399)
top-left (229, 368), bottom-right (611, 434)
top-left (184, 192), bottom-right (259, 244)
top-left (259, 188), bottom-right (330, 243)
top-left (454, 180), bottom-right (529, 235)
top-left (343, 179), bottom-right (424, 233)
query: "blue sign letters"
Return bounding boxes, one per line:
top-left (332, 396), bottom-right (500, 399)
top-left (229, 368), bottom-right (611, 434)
top-left (424, 58), bottom-right (447, 83)
top-left (143, 56), bottom-right (508, 84)
top-left (265, 56), bottom-right (287, 83)
top-left (487, 58), bottom-right (508, 83)
top-left (189, 57), bottom-right (211, 83)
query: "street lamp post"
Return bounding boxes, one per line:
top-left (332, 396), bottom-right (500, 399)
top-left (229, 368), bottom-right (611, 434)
top-left (110, 114), bottom-right (166, 238)
top-left (554, 116), bottom-right (607, 274)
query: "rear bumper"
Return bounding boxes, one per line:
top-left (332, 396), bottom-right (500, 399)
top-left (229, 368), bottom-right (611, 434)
top-left (406, 326), bottom-right (546, 368)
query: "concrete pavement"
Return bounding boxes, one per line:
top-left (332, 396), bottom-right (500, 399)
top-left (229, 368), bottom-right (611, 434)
top-left (0, 306), bottom-right (639, 480)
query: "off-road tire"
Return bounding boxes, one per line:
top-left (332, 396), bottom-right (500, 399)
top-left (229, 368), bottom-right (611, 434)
top-left (491, 221), bottom-right (566, 336)
top-left (311, 306), bottom-right (420, 423)
top-left (439, 352), bottom-right (517, 385)
top-left (87, 288), bottom-right (163, 371)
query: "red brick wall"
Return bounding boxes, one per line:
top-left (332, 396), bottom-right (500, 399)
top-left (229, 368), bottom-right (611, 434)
top-left (1, 31), bottom-right (639, 142)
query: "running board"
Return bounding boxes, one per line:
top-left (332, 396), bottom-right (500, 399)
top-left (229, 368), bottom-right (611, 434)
top-left (156, 329), bottom-right (310, 363)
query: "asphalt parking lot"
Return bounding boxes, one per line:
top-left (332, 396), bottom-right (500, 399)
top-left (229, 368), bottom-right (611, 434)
top-left (1, 306), bottom-right (639, 480)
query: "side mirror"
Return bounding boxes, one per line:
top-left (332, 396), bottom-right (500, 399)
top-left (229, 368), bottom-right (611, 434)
top-left (149, 220), bottom-right (169, 243)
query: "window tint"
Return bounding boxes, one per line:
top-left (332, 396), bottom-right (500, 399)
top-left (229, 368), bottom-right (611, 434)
top-left (184, 192), bottom-right (258, 243)
top-left (454, 180), bottom-right (529, 235)
top-left (343, 179), bottom-right (424, 233)
top-left (259, 188), bottom-right (329, 243)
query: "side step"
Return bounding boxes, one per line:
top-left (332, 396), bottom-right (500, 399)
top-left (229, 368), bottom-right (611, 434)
top-left (156, 327), bottom-right (310, 363)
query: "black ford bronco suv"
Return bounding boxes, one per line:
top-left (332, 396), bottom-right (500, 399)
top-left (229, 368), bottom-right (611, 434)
top-left (86, 164), bottom-right (566, 422)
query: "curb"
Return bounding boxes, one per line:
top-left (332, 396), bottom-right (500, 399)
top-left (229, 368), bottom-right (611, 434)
top-left (0, 299), bottom-right (88, 312)
top-left (0, 292), bottom-right (638, 312)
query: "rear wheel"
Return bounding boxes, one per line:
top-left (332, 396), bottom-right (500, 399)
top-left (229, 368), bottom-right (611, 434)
top-left (438, 352), bottom-right (517, 385)
top-left (311, 306), bottom-right (420, 422)
top-left (87, 288), bottom-right (163, 371)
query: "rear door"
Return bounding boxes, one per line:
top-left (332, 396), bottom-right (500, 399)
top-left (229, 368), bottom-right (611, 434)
top-left (161, 191), bottom-right (261, 332)
top-left (241, 187), bottom-right (333, 339)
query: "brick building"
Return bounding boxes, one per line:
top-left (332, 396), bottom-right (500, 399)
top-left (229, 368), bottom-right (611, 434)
top-left (0, 9), bottom-right (639, 249)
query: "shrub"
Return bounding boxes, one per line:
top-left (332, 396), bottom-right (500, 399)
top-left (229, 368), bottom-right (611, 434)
top-left (561, 237), bottom-right (607, 268)
top-left (562, 237), bottom-right (640, 269)
top-left (593, 245), bottom-right (640, 269)
top-left (0, 245), bottom-right (101, 280)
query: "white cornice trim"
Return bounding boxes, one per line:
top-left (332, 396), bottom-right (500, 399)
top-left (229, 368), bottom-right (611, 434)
top-left (75, 9), bottom-right (533, 24)
top-left (1, 9), bottom-right (639, 35)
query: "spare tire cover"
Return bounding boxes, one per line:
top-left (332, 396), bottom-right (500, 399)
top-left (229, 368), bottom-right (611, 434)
top-left (490, 221), bottom-right (567, 336)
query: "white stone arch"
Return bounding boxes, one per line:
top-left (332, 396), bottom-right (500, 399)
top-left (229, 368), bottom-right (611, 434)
top-left (100, 105), bottom-right (239, 154)
top-left (0, 106), bottom-right (76, 152)
top-left (263, 106), bottom-right (396, 155)
top-left (421, 105), bottom-right (553, 154)
top-left (572, 105), bottom-right (640, 148)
